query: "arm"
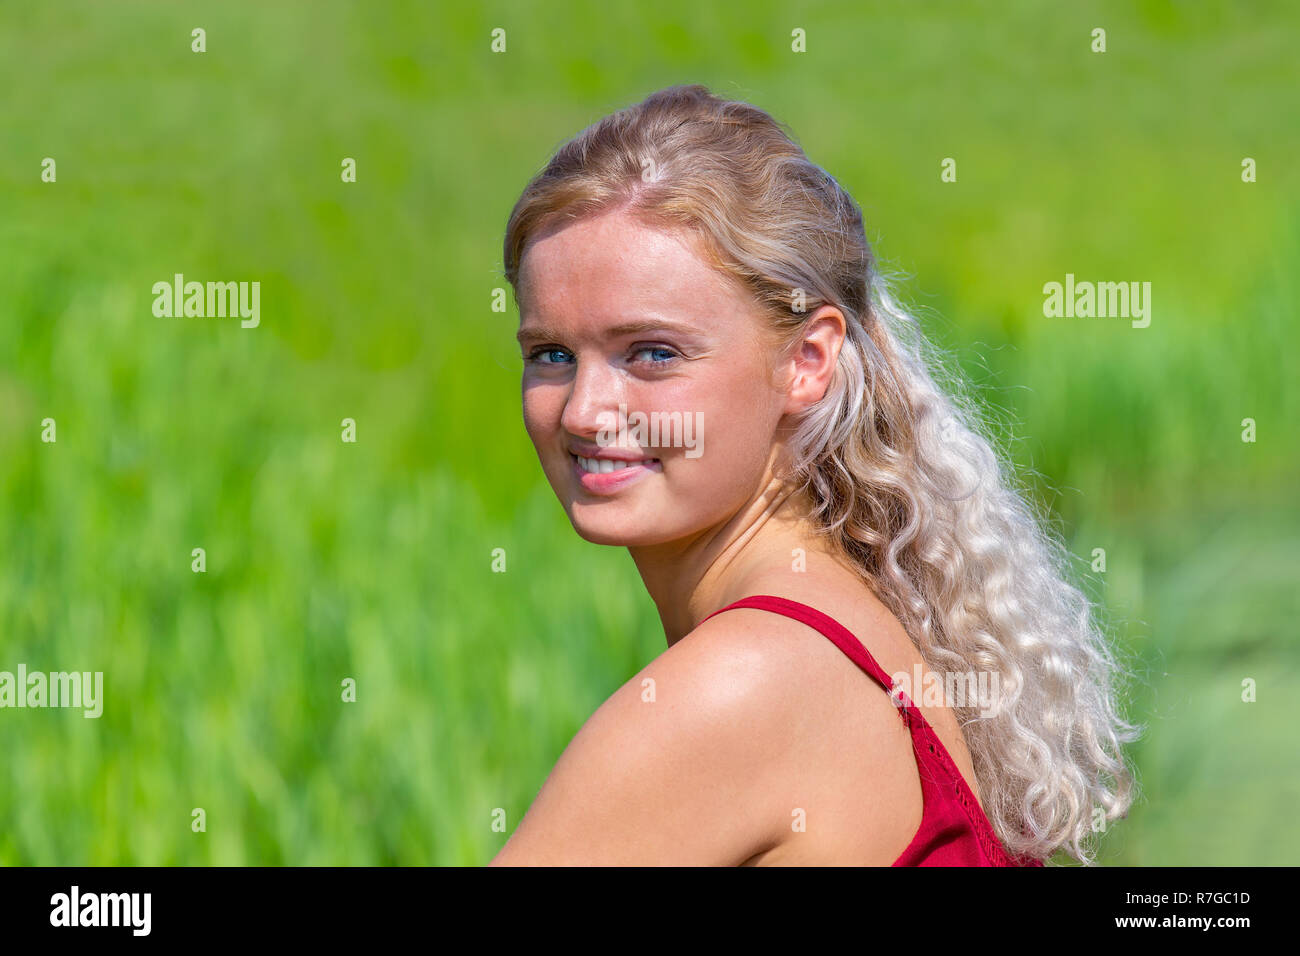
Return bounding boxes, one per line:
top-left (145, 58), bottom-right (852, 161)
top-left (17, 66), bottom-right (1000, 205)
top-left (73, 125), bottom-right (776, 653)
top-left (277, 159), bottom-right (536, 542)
top-left (489, 617), bottom-right (794, 866)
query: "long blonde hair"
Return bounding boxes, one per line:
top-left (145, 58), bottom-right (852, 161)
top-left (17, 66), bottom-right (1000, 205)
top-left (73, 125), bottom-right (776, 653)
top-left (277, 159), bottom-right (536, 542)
top-left (503, 84), bottom-right (1141, 864)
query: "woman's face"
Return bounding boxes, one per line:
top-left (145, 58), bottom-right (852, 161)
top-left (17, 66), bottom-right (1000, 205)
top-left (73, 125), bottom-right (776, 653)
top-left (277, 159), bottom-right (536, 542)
top-left (516, 207), bottom-right (791, 547)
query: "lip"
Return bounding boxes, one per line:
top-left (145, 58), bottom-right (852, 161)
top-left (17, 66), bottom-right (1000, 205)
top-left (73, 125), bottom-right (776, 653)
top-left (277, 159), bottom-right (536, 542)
top-left (567, 443), bottom-right (657, 462)
top-left (569, 452), bottom-right (662, 495)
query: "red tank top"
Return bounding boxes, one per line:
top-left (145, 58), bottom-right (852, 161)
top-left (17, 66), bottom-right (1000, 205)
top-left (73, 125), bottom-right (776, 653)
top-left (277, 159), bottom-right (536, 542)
top-left (701, 594), bottom-right (1044, 866)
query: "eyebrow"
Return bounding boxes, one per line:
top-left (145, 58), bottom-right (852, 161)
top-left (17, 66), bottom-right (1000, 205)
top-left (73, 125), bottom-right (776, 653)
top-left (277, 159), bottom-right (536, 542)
top-left (516, 317), bottom-right (704, 345)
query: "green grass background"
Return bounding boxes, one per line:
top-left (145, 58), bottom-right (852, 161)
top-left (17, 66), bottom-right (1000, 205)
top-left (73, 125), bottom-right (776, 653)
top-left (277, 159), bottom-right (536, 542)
top-left (1, 0), bottom-right (1296, 865)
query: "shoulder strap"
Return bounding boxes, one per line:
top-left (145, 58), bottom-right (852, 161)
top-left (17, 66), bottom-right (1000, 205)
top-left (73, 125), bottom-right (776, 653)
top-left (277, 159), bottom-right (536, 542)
top-left (701, 594), bottom-right (899, 697)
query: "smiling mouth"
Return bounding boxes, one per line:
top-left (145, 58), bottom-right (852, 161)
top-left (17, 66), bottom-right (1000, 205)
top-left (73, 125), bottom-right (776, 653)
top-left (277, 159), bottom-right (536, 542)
top-left (572, 453), bottom-right (661, 475)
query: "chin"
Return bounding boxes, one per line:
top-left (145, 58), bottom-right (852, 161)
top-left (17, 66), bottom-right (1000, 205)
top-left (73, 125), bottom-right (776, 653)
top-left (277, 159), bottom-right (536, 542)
top-left (565, 507), bottom-right (685, 548)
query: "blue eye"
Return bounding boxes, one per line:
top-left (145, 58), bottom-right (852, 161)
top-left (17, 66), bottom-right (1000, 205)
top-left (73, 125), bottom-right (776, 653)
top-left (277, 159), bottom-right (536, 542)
top-left (632, 346), bottom-right (678, 364)
top-left (528, 347), bottom-right (574, 365)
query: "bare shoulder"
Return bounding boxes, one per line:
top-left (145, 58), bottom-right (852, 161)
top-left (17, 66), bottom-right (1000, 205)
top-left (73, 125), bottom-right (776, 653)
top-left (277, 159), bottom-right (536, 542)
top-left (699, 601), bottom-right (928, 864)
top-left (490, 604), bottom-right (919, 865)
top-left (490, 609), bottom-right (832, 865)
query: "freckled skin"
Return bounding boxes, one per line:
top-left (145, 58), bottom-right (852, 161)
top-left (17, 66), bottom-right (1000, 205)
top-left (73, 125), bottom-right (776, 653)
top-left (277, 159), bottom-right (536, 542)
top-left (517, 207), bottom-right (789, 548)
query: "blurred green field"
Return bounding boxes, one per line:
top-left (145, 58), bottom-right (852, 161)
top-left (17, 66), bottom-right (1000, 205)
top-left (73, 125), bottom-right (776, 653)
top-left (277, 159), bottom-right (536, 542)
top-left (1, 0), bottom-right (1297, 865)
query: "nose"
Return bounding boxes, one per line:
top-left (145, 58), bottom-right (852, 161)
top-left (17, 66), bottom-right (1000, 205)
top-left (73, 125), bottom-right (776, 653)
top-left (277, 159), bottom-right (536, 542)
top-left (560, 356), bottom-right (626, 440)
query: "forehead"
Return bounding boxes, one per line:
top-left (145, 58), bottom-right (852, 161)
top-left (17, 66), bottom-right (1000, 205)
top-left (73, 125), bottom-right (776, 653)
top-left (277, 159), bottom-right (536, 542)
top-left (517, 208), bottom-right (742, 320)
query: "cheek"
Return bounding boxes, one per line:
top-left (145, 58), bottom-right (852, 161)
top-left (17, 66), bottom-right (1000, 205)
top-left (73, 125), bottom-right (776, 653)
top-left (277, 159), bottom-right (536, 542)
top-left (521, 383), bottom-right (562, 444)
top-left (657, 361), bottom-right (782, 472)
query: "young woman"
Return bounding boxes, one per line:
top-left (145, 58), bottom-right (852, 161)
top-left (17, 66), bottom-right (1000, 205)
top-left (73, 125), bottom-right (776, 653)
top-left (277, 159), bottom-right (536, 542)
top-left (491, 84), bottom-right (1139, 866)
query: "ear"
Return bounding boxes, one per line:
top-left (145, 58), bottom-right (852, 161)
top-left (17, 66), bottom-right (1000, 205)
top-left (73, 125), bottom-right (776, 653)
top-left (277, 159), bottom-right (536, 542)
top-left (783, 305), bottom-right (846, 414)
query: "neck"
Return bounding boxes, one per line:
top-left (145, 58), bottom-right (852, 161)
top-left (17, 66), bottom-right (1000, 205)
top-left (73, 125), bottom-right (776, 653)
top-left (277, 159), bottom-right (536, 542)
top-left (628, 457), bottom-right (839, 646)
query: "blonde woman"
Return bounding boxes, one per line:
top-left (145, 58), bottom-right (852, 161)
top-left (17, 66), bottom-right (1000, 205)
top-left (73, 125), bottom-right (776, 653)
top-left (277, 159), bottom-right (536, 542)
top-left (492, 84), bottom-right (1139, 866)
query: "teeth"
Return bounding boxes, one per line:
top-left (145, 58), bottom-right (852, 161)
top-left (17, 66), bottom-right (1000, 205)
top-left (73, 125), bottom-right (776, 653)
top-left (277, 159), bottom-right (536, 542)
top-left (576, 455), bottom-right (644, 474)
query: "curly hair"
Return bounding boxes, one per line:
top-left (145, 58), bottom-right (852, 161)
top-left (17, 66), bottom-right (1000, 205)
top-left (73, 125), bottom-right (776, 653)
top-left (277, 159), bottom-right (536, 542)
top-left (502, 83), bottom-right (1142, 864)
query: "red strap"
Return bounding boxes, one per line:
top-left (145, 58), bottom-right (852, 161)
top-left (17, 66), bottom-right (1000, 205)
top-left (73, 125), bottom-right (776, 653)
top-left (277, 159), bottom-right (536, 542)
top-left (702, 594), bottom-right (1042, 866)
top-left (701, 594), bottom-right (900, 697)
